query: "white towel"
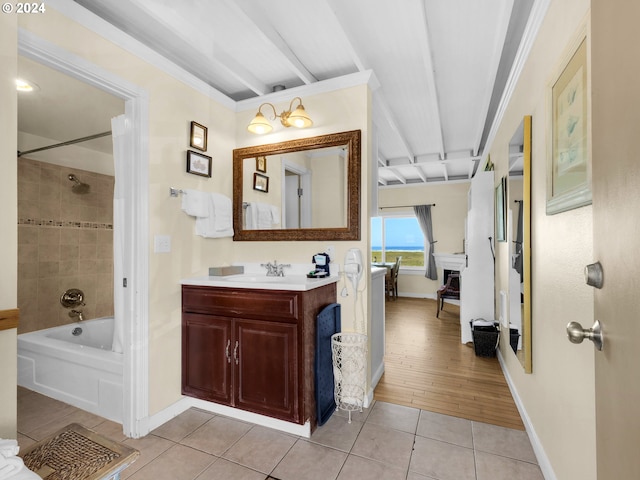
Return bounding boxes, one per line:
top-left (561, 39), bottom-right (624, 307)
top-left (269, 205), bottom-right (281, 226)
top-left (256, 202), bottom-right (273, 229)
top-left (245, 203), bottom-right (258, 230)
top-left (0, 452), bottom-right (24, 480)
top-left (194, 193), bottom-right (234, 238)
top-left (0, 441), bottom-right (18, 458)
top-left (181, 189), bottom-right (208, 217)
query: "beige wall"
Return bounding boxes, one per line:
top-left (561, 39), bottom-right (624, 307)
top-left (17, 159), bottom-right (115, 333)
top-left (377, 182), bottom-right (469, 297)
top-left (0, 12), bottom-right (18, 439)
top-left (489, 1), bottom-right (595, 479)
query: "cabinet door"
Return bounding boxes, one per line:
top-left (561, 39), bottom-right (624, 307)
top-left (182, 313), bottom-right (232, 405)
top-left (234, 319), bottom-right (299, 423)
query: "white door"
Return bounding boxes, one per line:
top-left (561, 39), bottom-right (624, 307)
top-left (285, 173), bottom-right (300, 228)
top-left (590, 2), bottom-right (640, 477)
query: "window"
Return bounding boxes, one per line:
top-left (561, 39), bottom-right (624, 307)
top-left (371, 216), bottom-right (425, 268)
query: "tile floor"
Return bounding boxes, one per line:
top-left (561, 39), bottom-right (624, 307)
top-left (17, 387), bottom-right (544, 480)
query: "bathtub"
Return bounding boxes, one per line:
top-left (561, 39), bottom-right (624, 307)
top-left (17, 317), bottom-right (123, 423)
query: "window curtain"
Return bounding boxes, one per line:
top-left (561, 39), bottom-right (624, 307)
top-left (110, 115), bottom-right (127, 354)
top-left (513, 200), bottom-right (524, 282)
top-left (413, 205), bottom-right (437, 280)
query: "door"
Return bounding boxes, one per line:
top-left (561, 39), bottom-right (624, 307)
top-left (591, 2), bottom-right (640, 477)
top-left (182, 314), bottom-right (232, 405)
top-left (284, 173), bottom-right (300, 228)
top-left (234, 319), bottom-right (299, 423)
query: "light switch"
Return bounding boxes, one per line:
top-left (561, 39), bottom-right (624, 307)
top-left (154, 234), bottom-right (171, 253)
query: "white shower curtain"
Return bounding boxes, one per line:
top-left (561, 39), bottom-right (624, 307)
top-left (111, 115), bottom-right (128, 354)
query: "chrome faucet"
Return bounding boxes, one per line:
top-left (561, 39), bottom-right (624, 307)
top-left (261, 260), bottom-right (292, 277)
top-left (69, 309), bottom-right (84, 322)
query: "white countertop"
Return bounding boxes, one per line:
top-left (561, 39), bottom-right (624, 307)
top-left (181, 273), bottom-right (339, 291)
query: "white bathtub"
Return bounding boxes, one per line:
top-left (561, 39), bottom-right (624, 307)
top-left (17, 317), bottom-right (123, 423)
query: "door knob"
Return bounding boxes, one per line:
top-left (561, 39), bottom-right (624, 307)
top-left (566, 320), bottom-right (604, 351)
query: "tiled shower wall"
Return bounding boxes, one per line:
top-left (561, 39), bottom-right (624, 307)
top-left (17, 158), bottom-right (114, 334)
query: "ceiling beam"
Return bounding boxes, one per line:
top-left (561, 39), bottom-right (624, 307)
top-left (373, 94), bottom-right (416, 163)
top-left (228, 0), bottom-right (318, 85)
top-left (470, 0), bottom-right (515, 156)
top-left (321, 0), bottom-right (368, 71)
top-left (125, 0), bottom-right (271, 95)
top-left (418, 1), bottom-right (445, 159)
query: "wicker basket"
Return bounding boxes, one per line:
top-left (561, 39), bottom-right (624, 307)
top-left (471, 320), bottom-right (499, 357)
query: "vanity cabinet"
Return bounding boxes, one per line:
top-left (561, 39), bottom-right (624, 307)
top-left (182, 283), bottom-right (336, 425)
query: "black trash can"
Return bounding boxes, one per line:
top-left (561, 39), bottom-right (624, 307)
top-left (509, 328), bottom-right (520, 354)
top-left (470, 320), bottom-right (499, 357)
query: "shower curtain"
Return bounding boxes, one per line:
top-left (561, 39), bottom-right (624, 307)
top-left (111, 115), bottom-right (127, 354)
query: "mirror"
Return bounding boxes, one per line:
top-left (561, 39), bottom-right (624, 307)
top-left (233, 130), bottom-right (361, 241)
top-left (507, 116), bottom-right (532, 373)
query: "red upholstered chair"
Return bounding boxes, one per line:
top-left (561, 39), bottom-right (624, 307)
top-left (436, 271), bottom-right (460, 317)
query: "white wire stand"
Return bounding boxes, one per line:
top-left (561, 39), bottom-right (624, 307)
top-left (331, 332), bottom-right (367, 423)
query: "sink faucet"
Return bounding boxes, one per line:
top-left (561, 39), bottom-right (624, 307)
top-left (261, 260), bottom-right (292, 277)
top-left (69, 309), bottom-right (84, 322)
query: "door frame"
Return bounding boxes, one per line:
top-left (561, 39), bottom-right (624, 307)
top-left (18, 29), bottom-right (151, 438)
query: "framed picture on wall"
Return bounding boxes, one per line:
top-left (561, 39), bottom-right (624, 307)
top-left (495, 176), bottom-right (506, 242)
top-left (189, 121), bottom-right (208, 152)
top-left (253, 172), bottom-right (269, 192)
top-left (256, 156), bottom-right (267, 173)
top-left (547, 25), bottom-right (591, 215)
top-left (186, 150), bottom-right (212, 177)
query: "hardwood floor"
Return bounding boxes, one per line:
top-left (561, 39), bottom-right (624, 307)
top-left (374, 297), bottom-right (525, 430)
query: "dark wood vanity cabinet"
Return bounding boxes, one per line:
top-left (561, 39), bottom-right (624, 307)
top-left (182, 283), bottom-right (336, 425)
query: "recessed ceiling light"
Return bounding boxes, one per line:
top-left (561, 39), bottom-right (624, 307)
top-left (16, 78), bottom-right (39, 92)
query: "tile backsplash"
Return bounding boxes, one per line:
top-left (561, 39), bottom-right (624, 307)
top-left (17, 158), bottom-right (114, 334)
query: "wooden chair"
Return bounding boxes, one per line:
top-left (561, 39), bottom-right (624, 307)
top-left (436, 271), bottom-right (460, 317)
top-left (385, 256), bottom-right (402, 300)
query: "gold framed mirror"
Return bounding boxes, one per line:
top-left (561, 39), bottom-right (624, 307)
top-left (233, 130), bottom-right (361, 241)
top-left (507, 116), bottom-right (532, 373)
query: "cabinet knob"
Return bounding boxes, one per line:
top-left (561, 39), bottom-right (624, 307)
top-left (234, 341), bottom-right (239, 365)
top-left (225, 340), bottom-right (231, 363)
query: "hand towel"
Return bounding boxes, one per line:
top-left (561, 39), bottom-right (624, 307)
top-left (194, 193), bottom-right (234, 238)
top-left (0, 452), bottom-right (24, 480)
top-left (269, 205), bottom-right (281, 226)
top-left (181, 189), bottom-right (208, 217)
top-left (256, 202), bottom-right (273, 229)
top-left (0, 441), bottom-right (18, 458)
top-left (245, 203), bottom-right (258, 229)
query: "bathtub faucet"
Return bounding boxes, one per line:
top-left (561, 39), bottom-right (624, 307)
top-left (69, 309), bottom-right (84, 322)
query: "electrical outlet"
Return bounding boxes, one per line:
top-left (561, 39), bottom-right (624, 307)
top-left (154, 234), bottom-right (171, 253)
top-left (325, 245), bottom-right (335, 260)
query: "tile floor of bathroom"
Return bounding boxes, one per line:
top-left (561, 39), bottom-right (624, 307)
top-left (17, 387), bottom-right (544, 480)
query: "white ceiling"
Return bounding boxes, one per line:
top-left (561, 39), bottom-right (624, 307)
top-left (19, 0), bottom-right (536, 188)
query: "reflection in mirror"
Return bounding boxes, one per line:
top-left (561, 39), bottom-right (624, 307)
top-left (233, 130), bottom-right (361, 241)
top-left (241, 146), bottom-right (347, 230)
top-left (507, 116), bottom-right (532, 373)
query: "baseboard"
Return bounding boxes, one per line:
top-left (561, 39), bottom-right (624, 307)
top-left (146, 396), bottom-right (312, 438)
top-left (497, 350), bottom-right (556, 480)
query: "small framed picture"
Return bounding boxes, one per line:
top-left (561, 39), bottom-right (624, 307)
top-left (253, 172), bottom-right (269, 192)
top-left (186, 150), bottom-right (212, 177)
top-left (190, 121), bottom-right (208, 152)
top-left (256, 156), bottom-right (267, 173)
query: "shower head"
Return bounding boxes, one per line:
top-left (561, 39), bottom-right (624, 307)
top-left (68, 174), bottom-right (90, 194)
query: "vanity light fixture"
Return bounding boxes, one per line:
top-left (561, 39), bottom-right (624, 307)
top-left (247, 96), bottom-right (313, 134)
